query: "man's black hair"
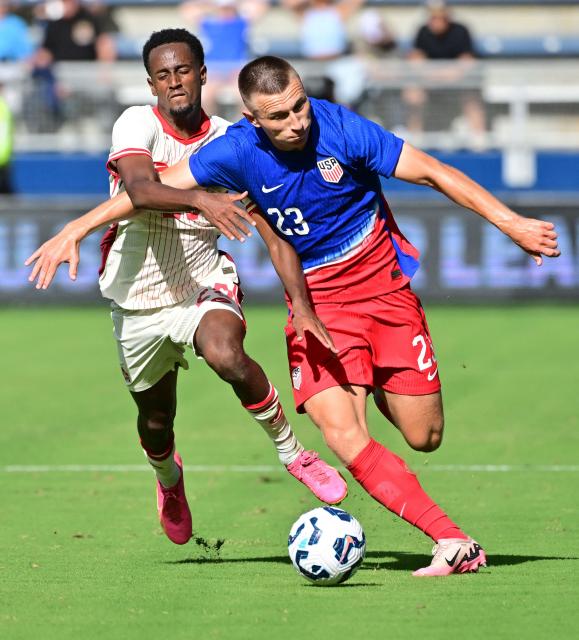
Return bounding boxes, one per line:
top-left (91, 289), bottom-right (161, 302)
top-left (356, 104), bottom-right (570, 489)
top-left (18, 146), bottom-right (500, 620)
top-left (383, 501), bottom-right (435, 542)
top-left (142, 29), bottom-right (204, 74)
top-left (238, 56), bottom-right (298, 104)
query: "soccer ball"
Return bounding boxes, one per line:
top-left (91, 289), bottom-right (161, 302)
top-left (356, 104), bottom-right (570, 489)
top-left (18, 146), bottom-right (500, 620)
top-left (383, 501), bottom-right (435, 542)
top-left (287, 506), bottom-right (366, 586)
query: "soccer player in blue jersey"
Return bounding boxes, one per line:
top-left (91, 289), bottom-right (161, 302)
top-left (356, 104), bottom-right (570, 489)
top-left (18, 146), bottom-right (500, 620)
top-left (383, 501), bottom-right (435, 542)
top-left (27, 56), bottom-right (559, 575)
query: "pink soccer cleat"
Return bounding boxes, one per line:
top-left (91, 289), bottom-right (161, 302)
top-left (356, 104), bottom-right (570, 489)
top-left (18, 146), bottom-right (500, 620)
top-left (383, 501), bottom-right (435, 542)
top-left (286, 450), bottom-right (348, 505)
top-left (156, 452), bottom-right (192, 545)
top-left (412, 538), bottom-right (487, 577)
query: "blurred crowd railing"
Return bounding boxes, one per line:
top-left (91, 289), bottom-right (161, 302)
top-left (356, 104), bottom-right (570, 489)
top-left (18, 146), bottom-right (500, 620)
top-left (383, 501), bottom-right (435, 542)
top-left (1, 58), bottom-right (578, 154)
top-left (353, 58), bottom-right (579, 151)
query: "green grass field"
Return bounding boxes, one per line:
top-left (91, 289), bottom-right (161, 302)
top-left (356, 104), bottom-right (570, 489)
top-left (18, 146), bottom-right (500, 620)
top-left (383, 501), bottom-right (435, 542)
top-left (1, 305), bottom-right (578, 640)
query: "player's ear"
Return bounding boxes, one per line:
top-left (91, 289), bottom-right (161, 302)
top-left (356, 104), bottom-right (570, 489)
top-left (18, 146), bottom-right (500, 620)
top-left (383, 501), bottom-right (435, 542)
top-left (200, 64), bottom-right (207, 86)
top-left (147, 77), bottom-right (157, 97)
top-left (242, 109), bottom-right (260, 128)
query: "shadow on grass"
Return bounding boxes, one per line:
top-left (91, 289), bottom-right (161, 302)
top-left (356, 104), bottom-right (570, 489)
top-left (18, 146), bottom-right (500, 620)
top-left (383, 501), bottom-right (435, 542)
top-left (303, 583), bottom-right (380, 588)
top-left (360, 550), bottom-right (579, 572)
top-left (164, 550), bottom-right (579, 569)
top-left (165, 556), bottom-right (290, 565)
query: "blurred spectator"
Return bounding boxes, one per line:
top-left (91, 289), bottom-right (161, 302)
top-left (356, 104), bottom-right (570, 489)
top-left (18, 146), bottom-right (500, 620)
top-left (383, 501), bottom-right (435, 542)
top-left (85, 0), bottom-right (120, 37)
top-left (24, 51), bottom-right (63, 134)
top-left (0, 83), bottom-right (13, 193)
top-left (283, 0), bottom-right (365, 109)
top-left (180, 0), bottom-right (270, 117)
top-left (404, 1), bottom-right (485, 144)
top-left (412, 1), bottom-right (474, 61)
top-left (37, 0), bottom-right (117, 63)
top-left (357, 8), bottom-right (397, 58)
top-left (283, 0), bottom-right (363, 60)
top-left (0, 1), bottom-right (34, 62)
top-left (25, 1), bottom-right (119, 135)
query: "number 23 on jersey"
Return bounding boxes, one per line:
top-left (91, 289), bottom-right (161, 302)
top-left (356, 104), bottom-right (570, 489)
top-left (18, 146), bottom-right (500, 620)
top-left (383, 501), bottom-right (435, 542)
top-left (267, 207), bottom-right (310, 236)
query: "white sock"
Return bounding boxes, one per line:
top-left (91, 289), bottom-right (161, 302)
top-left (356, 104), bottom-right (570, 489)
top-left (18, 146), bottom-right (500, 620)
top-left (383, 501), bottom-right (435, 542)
top-left (145, 446), bottom-right (180, 488)
top-left (244, 384), bottom-right (303, 465)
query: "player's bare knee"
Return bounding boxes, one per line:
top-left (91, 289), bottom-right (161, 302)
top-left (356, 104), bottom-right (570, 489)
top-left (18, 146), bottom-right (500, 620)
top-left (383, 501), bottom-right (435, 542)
top-left (416, 430), bottom-right (443, 452)
top-left (407, 418), bottom-right (444, 452)
top-left (203, 340), bottom-right (250, 384)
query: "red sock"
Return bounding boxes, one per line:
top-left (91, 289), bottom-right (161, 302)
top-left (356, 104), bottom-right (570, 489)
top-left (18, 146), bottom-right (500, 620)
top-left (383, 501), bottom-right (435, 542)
top-left (347, 438), bottom-right (467, 542)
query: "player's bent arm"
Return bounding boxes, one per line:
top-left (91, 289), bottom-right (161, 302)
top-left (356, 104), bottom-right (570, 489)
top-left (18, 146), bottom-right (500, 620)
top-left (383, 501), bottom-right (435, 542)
top-left (118, 154), bottom-right (206, 212)
top-left (157, 156), bottom-right (198, 190)
top-left (253, 213), bottom-right (337, 353)
top-left (117, 155), bottom-right (253, 240)
top-left (393, 143), bottom-right (560, 265)
top-left (157, 158), bottom-right (255, 240)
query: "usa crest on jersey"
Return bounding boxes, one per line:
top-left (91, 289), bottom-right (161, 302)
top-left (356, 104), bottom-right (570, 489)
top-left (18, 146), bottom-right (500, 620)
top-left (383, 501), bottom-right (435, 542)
top-left (317, 157), bottom-right (343, 183)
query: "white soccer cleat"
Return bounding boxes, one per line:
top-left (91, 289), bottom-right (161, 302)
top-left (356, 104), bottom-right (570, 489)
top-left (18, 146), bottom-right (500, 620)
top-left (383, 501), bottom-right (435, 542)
top-left (412, 538), bottom-right (487, 577)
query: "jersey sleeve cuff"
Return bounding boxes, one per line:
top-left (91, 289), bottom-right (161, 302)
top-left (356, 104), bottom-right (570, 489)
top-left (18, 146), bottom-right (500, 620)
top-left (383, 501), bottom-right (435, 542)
top-left (106, 148), bottom-right (153, 176)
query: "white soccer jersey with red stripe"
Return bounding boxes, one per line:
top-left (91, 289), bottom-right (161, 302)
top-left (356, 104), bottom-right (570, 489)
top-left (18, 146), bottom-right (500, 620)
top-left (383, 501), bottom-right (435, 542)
top-left (99, 105), bottom-right (231, 310)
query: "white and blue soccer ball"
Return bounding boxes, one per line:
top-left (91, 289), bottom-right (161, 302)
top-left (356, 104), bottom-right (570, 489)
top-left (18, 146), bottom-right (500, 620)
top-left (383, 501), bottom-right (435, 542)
top-left (288, 506), bottom-right (366, 586)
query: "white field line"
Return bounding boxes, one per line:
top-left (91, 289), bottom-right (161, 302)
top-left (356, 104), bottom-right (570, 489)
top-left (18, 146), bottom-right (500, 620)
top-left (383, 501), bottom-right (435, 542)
top-left (1, 464), bottom-right (578, 473)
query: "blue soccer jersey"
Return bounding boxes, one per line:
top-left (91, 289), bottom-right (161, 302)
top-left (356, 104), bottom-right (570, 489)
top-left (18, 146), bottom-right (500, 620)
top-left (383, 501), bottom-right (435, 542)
top-left (189, 98), bottom-right (419, 300)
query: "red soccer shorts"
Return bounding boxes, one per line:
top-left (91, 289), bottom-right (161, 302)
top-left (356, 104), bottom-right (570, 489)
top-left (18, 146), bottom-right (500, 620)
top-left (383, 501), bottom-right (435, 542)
top-left (285, 285), bottom-right (441, 413)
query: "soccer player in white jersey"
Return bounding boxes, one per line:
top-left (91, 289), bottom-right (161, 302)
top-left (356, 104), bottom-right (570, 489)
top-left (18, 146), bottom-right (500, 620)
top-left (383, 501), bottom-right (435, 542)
top-left (27, 30), bottom-right (347, 546)
top-left (29, 55), bottom-right (560, 575)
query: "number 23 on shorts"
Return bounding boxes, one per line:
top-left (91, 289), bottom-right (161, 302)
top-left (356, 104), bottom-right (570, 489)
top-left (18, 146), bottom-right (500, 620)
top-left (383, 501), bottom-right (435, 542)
top-left (412, 334), bottom-right (438, 380)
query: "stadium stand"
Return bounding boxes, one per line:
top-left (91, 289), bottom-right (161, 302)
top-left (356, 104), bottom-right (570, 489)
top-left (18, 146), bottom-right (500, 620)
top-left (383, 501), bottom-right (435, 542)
top-left (1, 1), bottom-right (578, 302)
top-left (0, 1), bottom-right (576, 171)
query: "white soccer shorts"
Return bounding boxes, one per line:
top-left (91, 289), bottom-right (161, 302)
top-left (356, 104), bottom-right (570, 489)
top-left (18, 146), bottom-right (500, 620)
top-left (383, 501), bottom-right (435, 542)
top-left (111, 252), bottom-right (244, 392)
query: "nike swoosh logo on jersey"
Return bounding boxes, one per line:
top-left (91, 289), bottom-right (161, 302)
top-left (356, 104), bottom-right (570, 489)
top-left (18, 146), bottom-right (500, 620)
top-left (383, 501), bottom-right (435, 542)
top-left (427, 367), bottom-right (438, 381)
top-left (261, 183), bottom-right (284, 193)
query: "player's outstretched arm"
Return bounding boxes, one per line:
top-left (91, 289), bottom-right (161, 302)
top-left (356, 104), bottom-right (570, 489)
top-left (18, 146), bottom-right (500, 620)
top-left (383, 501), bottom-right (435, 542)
top-left (393, 143), bottom-right (561, 266)
top-left (25, 190), bottom-right (136, 289)
top-left (25, 160), bottom-right (256, 289)
top-left (253, 212), bottom-right (337, 354)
